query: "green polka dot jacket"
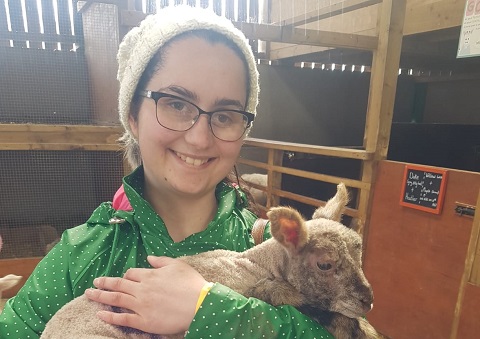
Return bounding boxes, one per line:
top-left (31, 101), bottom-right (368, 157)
top-left (0, 167), bottom-right (333, 338)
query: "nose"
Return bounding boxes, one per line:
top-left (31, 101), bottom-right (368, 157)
top-left (184, 114), bottom-right (214, 148)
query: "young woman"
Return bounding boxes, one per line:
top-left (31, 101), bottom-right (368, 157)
top-left (0, 6), bottom-right (332, 338)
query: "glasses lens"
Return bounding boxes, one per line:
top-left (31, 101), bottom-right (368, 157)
top-left (210, 111), bottom-right (248, 141)
top-left (156, 96), bottom-right (198, 131)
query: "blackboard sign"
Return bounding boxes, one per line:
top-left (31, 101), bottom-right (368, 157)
top-left (399, 165), bottom-right (448, 214)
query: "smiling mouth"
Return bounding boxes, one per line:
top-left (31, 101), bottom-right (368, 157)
top-left (175, 151), bottom-right (211, 167)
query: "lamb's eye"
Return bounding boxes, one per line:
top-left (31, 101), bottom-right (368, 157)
top-left (317, 262), bottom-right (333, 271)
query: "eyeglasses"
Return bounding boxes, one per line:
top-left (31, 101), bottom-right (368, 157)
top-left (137, 90), bottom-right (255, 142)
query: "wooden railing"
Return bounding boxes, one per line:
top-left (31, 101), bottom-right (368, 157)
top-left (239, 138), bottom-right (374, 221)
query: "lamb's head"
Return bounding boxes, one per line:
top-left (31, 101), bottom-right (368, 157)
top-left (266, 183), bottom-right (373, 319)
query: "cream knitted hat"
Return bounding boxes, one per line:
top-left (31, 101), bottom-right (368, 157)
top-left (117, 5), bottom-right (260, 142)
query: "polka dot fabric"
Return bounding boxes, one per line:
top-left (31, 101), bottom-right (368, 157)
top-left (0, 166), bottom-right (332, 338)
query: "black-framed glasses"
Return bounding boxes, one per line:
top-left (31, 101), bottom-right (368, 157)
top-left (137, 90), bottom-right (255, 142)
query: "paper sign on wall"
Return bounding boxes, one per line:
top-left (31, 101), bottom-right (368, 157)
top-left (458, 0), bottom-right (480, 58)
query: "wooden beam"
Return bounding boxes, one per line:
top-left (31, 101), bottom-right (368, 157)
top-left (403, 0), bottom-right (464, 35)
top-left (358, 0), bottom-right (406, 240)
top-left (237, 157), bottom-right (370, 190)
top-left (279, 0), bottom-right (382, 28)
top-left (245, 138), bottom-right (373, 160)
top-left (0, 124), bottom-right (123, 151)
top-left (234, 22), bottom-right (378, 51)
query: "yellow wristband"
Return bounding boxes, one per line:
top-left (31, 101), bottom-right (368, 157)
top-left (195, 282), bottom-right (214, 314)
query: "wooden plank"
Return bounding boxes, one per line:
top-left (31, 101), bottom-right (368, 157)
top-left (234, 22), bottom-right (378, 51)
top-left (7, 0), bottom-right (26, 48)
top-left (358, 0), bottom-right (406, 240)
top-left (57, 0), bottom-right (73, 51)
top-left (225, 0), bottom-right (235, 20)
top-left (451, 190), bottom-right (480, 339)
top-left (0, 0), bottom-right (9, 47)
top-left (0, 31), bottom-right (79, 44)
top-left (363, 161), bottom-right (480, 338)
top-left (279, 0), bottom-right (382, 28)
top-left (266, 149), bottom-right (282, 208)
top-left (245, 138), bottom-right (373, 160)
top-left (24, 0), bottom-right (42, 49)
top-left (403, 0), bottom-right (464, 35)
top-left (0, 124), bottom-right (123, 150)
top-left (41, 0), bottom-right (57, 50)
top-left (270, 188), bottom-right (359, 218)
top-left (237, 157), bottom-right (369, 190)
top-left (0, 257), bottom-right (42, 298)
top-left (213, 0), bottom-right (222, 16)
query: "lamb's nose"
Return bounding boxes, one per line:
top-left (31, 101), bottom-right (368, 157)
top-left (361, 300), bottom-right (373, 313)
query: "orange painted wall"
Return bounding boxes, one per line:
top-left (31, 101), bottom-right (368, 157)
top-left (364, 160), bottom-right (480, 338)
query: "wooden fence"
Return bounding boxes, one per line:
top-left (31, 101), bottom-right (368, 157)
top-left (0, 0), bottom-right (83, 50)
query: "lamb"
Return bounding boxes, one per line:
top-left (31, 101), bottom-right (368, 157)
top-left (41, 183), bottom-right (386, 339)
top-left (241, 173), bottom-right (268, 205)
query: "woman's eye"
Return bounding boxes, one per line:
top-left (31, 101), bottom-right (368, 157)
top-left (317, 262), bottom-right (333, 271)
top-left (169, 101), bottom-right (187, 111)
top-left (216, 113), bottom-right (232, 124)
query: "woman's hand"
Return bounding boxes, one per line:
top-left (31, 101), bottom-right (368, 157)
top-left (84, 256), bottom-right (208, 335)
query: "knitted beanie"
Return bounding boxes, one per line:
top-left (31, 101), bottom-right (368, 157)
top-left (117, 5), bottom-right (260, 143)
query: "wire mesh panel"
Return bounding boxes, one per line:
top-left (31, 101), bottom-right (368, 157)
top-left (0, 150), bottom-right (124, 259)
top-left (0, 0), bottom-right (91, 125)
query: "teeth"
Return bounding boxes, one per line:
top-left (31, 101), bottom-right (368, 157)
top-left (175, 152), bottom-right (208, 167)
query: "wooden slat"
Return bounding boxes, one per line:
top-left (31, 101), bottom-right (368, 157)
top-left (249, 0), bottom-right (259, 23)
top-left (40, 0), bottom-right (57, 50)
top-left (234, 22), bottom-right (378, 51)
top-left (270, 187), bottom-right (359, 218)
top-left (7, 0), bottom-right (26, 48)
top-left (238, 0), bottom-right (247, 22)
top-left (280, 0), bottom-right (382, 28)
top-left (266, 149), bottom-right (283, 208)
top-left (0, 124), bottom-right (123, 151)
top-left (0, 31), bottom-right (80, 44)
top-left (213, 0), bottom-right (222, 16)
top-left (0, 0), bottom-right (9, 47)
top-left (225, 0), bottom-right (235, 20)
top-left (245, 138), bottom-right (373, 160)
top-left (238, 157), bottom-right (368, 190)
top-left (24, 0), bottom-right (42, 49)
top-left (57, 0), bottom-right (73, 51)
top-left (451, 190), bottom-right (480, 338)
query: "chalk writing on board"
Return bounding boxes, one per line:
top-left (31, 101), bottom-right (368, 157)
top-left (400, 165), bottom-right (448, 214)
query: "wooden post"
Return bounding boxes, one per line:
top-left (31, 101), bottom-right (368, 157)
top-left (358, 0), bottom-right (406, 244)
top-left (79, 1), bottom-right (121, 125)
top-left (266, 149), bottom-right (283, 208)
top-left (450, 190), bottom-right (480, 339)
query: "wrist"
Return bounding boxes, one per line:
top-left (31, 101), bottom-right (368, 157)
top-left (195, 282), bottom-right (214, 313)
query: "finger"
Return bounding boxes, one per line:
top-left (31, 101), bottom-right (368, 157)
top-left (96, 309), bottom-right (145, 330)
top-left (147, 255), bottom-right (176, 268)
top-left (93, 276), bottom-right (137, 292)
top-left (122, 267), bottom-right (160, 282)
top-left (85, 288), bottom-right (137, 309)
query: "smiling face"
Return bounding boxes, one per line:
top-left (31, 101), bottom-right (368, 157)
top-left (129, 35), bottom-right (248, 200)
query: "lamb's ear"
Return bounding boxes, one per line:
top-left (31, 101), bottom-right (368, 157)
top-left (312, 183), bottom-right (349, 222)
top-left (267, 207), bottom-right (308, 253)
